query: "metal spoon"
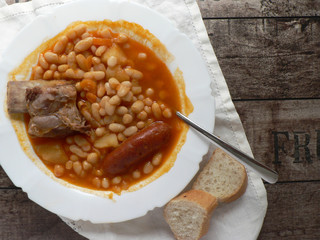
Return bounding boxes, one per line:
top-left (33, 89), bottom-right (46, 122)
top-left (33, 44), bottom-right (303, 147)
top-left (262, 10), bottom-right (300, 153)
top-left (176, 111), bottom-right (278, 184)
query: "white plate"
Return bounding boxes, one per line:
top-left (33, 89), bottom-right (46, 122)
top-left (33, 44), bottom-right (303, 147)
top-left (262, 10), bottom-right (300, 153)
top-left (0, 0), bottom-right (214, 223)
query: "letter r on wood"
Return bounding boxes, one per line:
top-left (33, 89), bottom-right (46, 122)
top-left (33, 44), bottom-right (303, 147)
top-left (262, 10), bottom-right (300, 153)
top-left (293, 132), bottom-right (311, 163)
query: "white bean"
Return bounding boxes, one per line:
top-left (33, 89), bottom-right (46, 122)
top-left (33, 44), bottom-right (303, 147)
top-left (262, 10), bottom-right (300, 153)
top-left (87, 152), bottom-right (98, 165)
top-left (117, 83), bottom-right (131, 97)
top-left (74, 135), bottom-right (89, 147)
top-left (58, 64), bottom-right (68, 72)
top-left (109, 123), bottom-right (125, 133)
top-left (137, 111), bottom-right (148, 120)
top-left (95, 127), bottom-right (107, 137)
top-left (112, 176), bottom-right (122, 185)
top-left (97, 82), bottom-right (106, 98)
top-left (74, 24), bottom-right (87, 36)
top-left (136, 121), bottom-right (145, 129)
top-left (132, 86), bottom-right (142, 95)
top-left (122, 91), bottom-right (133, 102)
top-left (92, 177), bottom-right (101, 188)
top-left (102, 178), bottom-right (110, 188)
top-left (152, 102), bottom-right (162, 119)
top-left (54, 164), bottom-right (65, 177)
top-left (109, 77), bottom-right (120, 89)
top-left (95, 45), bottom-right (107, 56)
top-left (152, 153), bottom-right (162, 166)
top-left (53, 36), bottom-right (68, 54)
top-left (122, 114), bottom-right (133, 124)
top-left (131, 100), bottom-right (144, 113)
top-left (132, 170), bottom-right (141, 179)
top-left (109, 95), bottom-right (121, 105)
top-left (84, 71), bottom-right (105, 80)
top-left (124, 68), bottom-right (143, 79)
top-left (39, 54), bottom-right (49, 69)
top-left (91, 103), bottom-right (101, 121)
top-left (123, 126), bottom-right (138, 137)
top-left (44, 52), bottom-right (59, 64)
top-left (143, 162), bottom-right (154, 174)
top-left (146, 88), bottom-right (154, 96)
top-left (117, 133), bottom-right (126, 142)
top-left (105, 82), bottom-right (116, 95)
top-left (33, 66), bottom-right (44, 79)
top-left (73, 161), bottom-right (82, 175)
top-left (74, 37), bottom-right (93, 52)
top-left (104, 101), bottom-right (116, 115)
top-left (69, 145), bottom-right (87, 158)
top-left (163, 108), bottom-right (172, 118)
top-left (43, 70), bottom-right (53, 80)
top-left (82, 161), bottom-right (92, 171)
top-left (116, 106), bottom-right (128, 115)
top-left (65, 161), bottom-right (73, 170)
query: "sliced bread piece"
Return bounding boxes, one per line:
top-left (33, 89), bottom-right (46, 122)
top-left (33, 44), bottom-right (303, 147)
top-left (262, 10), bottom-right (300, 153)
top-left (192, 148), bottom-right (247, 203)
top-left (164, 189), bottom-right (218, 240)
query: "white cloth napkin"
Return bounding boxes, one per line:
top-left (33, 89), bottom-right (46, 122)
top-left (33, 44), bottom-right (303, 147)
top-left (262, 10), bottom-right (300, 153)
top-left (0, 0), bottom-right (267, 239)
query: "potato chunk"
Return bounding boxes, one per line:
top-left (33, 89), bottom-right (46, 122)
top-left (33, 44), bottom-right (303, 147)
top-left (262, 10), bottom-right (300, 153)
top-left (34, 142), bottom-right (68, 164)
top-left (101, 44), bottom-right (127, 66)
top-left (94, 133), bottom-right (119, 148)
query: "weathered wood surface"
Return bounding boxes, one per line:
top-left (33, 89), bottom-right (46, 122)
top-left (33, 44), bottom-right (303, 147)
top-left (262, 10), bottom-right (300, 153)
top-left (0, 189), bottom-right (86, 240)
top-left (0, 167), bottom-right (14, 187)
top-left (197, 0), bottom-right (320, 18)
top-left (258, 182), bottom-right (320, 239)
top-left (1, 0), bottom-right (320, 239)
top-left (205, 18), bottom-right (320, 100)
top-left (235, 100), bottom-right (320, 182)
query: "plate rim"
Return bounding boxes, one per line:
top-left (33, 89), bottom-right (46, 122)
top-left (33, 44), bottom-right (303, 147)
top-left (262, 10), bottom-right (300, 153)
top-left (0, 0), bottom-right (215, 223)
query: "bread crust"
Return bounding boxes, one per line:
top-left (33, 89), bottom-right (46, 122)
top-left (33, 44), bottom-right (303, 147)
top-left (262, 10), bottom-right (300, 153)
top-left (164, 148), bottom-right (248, 239)
top-left (172, 189), bottom-right (218, 213)
top-left (164, 190), bottom-right (218, 240)
top-left (192, 148), bottom-right (247, 203)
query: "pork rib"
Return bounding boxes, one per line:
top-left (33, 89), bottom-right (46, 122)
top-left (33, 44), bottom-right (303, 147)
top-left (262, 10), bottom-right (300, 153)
top-left (7, 80), bottom-right (89, 138)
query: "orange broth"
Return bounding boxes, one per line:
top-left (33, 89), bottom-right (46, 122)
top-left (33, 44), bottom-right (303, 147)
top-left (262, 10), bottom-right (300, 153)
top-left (25, 24), bottom-right (185, 194)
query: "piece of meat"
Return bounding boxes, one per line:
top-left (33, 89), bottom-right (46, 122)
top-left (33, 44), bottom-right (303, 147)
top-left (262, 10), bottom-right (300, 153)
top-left (25, 83), bottom-right (89, 138)
top-left (7, 80), bottom-right (89, 138)
top-left (102, 121), bottom-right (171, 175)
top-left (26, 84), bottom-right (76, 116)
top-left (28, 115), bottom-right (75, 138)
top-left (7, 80), bottom-right (68, 113)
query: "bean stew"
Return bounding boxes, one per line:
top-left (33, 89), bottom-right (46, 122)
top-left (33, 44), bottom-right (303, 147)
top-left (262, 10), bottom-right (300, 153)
top-left (8, 20), bottom-right (192, 194)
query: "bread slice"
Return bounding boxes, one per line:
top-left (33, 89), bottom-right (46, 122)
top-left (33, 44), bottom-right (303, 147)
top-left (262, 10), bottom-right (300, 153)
top-left (164, 189), bottom-right (218, 240)
top-left (192, 148), bottom-right (247, 203)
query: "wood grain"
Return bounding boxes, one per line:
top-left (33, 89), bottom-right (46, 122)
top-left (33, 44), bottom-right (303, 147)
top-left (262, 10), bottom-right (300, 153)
top-left (204, 18), bottom-right (320, 100)
top-left (0, 167), bottom-right (15, 188)
top-left (2, 0), bottom-right (320, 239)
top-left (258, 182), bottom-right (320, 239)
top-left (235, 100), bottom-right (320, 182)
top-left (197, 0), bottom-right (320, 18)
top-left (0, 189), bottom-right (86, 240)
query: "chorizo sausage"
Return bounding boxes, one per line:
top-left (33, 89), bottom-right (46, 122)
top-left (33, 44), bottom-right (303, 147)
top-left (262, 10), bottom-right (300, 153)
top-left (102, 121), bottom-right (171, 175)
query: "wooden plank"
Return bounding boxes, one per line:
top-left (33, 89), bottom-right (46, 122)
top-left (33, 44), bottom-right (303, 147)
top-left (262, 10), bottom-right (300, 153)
top-left (258, 182), bottom-right (320, 239)
top-left (235, 99), bottom-right (320, 182)
top-left (0, 167), bottom-right (15, 188)
top-left (205, 18), bottom-right (320, 99)
top-left (0, 189), bottom-right (86, 239)
top-left (197, 0), bottom-right (320, 18)
top-left (1, 183), bottom-right (319, 240)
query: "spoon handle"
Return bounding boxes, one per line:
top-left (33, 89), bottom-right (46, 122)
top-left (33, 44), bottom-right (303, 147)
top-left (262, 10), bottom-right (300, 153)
top-left (176, 111), bottom-right (278, 184)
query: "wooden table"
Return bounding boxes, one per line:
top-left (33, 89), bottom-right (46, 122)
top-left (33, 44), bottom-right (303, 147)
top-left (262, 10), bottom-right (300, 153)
top-left (1, 0), bottom-right (320, 239)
